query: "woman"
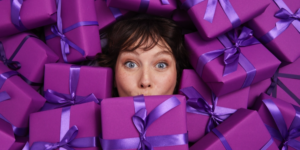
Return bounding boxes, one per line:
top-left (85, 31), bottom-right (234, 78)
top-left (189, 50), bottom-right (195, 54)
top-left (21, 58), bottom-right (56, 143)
top-left (95, 14), bottom-right (190, 97)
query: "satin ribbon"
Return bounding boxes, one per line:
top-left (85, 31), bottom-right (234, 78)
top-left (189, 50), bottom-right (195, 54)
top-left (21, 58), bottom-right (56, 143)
top-left (0, 71), bottom-right (28, 136)
top-left (266, 69), bottom-right (300, 105)
top-left (45, 0), bottom-right (98, 63)
top-left (181, 0), bottom-right (241, 28)
top-left (104, 0), bottom-right (123, 20)
top-left (180, 86), bottom-right (236, 133)
top-left (41, 65), bottom-right (101, 111)
top-left (196, 27), bottom-right (259, 88)
top-left (11, 0), bottom-right (27, 31)
top-left (100, 96), bottom-right (188, 150)
top-left (263, 99), bottom-right (300, 150)
top-left (138, 0), bottom-right (170, 13)
top-left (260, 0), bottom-right (300, 44)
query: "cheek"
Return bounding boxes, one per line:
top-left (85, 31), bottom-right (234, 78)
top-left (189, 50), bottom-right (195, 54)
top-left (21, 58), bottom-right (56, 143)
top-left (154, 67), bottom-right (177, 94)
top-left (115, 64), bottom-right (136, 95)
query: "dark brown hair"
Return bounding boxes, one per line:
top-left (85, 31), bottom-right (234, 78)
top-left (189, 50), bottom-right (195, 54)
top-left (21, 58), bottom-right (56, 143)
top-left (95, 14), bottom-right (190, 96)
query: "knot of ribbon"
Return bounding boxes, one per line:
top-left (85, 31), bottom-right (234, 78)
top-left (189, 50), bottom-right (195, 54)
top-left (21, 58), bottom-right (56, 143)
top-left (263, 99), bottom-right (300, 150)
top-left (0, 42), bottom-right (21, 71)
top-left (180, 86), bottom-right (236, 133)
top-left (11, 0), bottom-right (27, 31)
top-left (275, 8), bottom-right (300, 21)
top-left (41, 65), bottom-right (101, 111)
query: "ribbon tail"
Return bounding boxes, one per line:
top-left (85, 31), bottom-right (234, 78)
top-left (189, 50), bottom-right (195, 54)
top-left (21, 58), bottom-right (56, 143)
top-left (60, 40), bottom-right (69, 63)
top-left (287, 139), bottom-right (300, 150)
top-left (204, 0), bottom-right (218, 23)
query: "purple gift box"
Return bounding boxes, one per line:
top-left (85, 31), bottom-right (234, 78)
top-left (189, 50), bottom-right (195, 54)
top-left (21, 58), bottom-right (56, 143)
top-left (107, 0), bottom-right (177, 18)
top-left (0, 119), bottom-right (15, 150)
top-left (248, 78), bottom-right (271, 108)
top-left (101, 95), bottom-right (189, 150)
top-left (248, 0), bottom-right (300, 63)
top-left (178, 69), bottom-right (249, 142)
top-left (254, 93), bottom-right (300, 150)
top-left (179, 0), bottom-right (270, 40)
top-left (190, 109), bottom-right (278, 150)
top-left (45, 0), bottom-right (101, 63)
top-left (0, 32), bottom-right (59, 90)
top-left (0, 0), bottom-right (57, 38)
top-left (29, 102), bottom-right (101, 149)
top-left (185, 27), bottom-right (281, 96)
top-left (9, 136), bottom-right (28, 150)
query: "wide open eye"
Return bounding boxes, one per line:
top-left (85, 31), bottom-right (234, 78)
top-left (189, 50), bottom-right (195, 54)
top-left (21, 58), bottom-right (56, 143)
top-left (125, 61), bottom-right (137, 68)
top-left (156, 62), bottom-right (168, 69)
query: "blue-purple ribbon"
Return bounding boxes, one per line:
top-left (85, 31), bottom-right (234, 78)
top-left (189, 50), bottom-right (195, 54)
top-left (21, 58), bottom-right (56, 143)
top-left (266, 69), bottom-right (300, 105)
top-left (104, 0), bottom-right (123, 20)
top-left (100, 95), bottom-right (188, 150)
top-left (138, 0), bottom-right (170, 13)
top-left (45, 0), bottom-right (98, 63)
top-left (180, 86), bottom-right (236, 134)
top-left (11, 0), bottom-right (27, 31)
top-left (196, 27), bottom-right (259, 88)
top-left (41, 65), bottom-right (101, 111)
top-left (260, 0), bottom-right (300, 44)
top-left (181, 0), bottom-right (241, 28)
top-left (262, 99), bottom-right (300, 150)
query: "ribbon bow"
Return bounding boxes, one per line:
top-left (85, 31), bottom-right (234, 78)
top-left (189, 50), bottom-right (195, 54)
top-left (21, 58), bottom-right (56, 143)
top-left (263, 99), bottom-right (300, 150)
top-left (0, 42), bottom-right (21, 70)
top-left (180, 86), bottom-right (236, 133)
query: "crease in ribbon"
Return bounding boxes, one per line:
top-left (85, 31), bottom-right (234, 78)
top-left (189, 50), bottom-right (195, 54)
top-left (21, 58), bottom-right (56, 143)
top-left (138, 0), bottom-right (170, 13)
top-left (196, 27), bottom-right (259, 88)
top-left (259, 0), bottom-right (300, 43)
top-left (181, 0), bottom-right (241, 28)
top-left (180, 86), bottom-right (236, 133)
top-left (11, 0), bottom-right (27, 31)
top-left (100, 95), bottom-right (188, 150)
top-left (41, 65), bottom-right (101, 111)
top-left (45, 0), bottom-right (99, 63)
top-left (262, 99), bottom-right (300, 150)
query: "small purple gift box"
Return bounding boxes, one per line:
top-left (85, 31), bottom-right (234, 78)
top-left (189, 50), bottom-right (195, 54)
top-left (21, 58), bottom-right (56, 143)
top-left (179, 0), bottom-right (270, 40)
top-left (185, 27), bottom-right (281, 96)
top-left (0, 32), bottom-right (59, 90)
top-left (254, 93), bottom-right (300, 150)
top-left (29, 102), bottom-right (101, 150)
top-left (0, 0), bottom-right (57, 38)
top-left (107, 0), bottom-right (177, 18)
top-left (178, 69), bottom-right (249, 142)
top-left (190, 109), bottom-right (278, 150)
top-left (45, 0), bottom-right (101, 63)
top-left (100, 95), bottom-right (189, 150)
top-left (0, 119), bottom-right (15, 150)
top-left (248, 0), bottom-right (300, 63)
top-left (42, 63), bottom-right (112, 111)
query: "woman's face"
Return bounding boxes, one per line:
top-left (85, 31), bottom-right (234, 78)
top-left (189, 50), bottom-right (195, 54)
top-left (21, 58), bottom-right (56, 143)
top-left (115, 42), bottom-right (177, 97)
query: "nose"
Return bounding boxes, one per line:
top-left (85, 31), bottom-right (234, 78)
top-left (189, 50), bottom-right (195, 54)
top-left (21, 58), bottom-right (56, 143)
top-left (138, 68), bottom-right (152, 89)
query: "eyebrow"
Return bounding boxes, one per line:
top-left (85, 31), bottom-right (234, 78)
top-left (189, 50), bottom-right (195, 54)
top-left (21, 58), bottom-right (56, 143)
top-left (154, 50), bottom-right (173, 57)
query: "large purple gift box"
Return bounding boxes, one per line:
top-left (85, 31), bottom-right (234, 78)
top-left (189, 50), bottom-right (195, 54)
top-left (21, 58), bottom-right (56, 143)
top-left (248, 0), bottom-right (300, 63)
top-left (0, 0), bottom-right (57, 38)
top-left (107, 0), bottom-right (177, 18)
top-left (29, 102), bottom-right (101, 150)
top-left (190, 109), bottom-right (278, 150)
top-left (0, 32), bottom-right (59, 90)
top-left (101, 95), bottom-right (189, 150)
top-left (248, 78), bottom-right (271, 108)
top-left (254, 93), bottom-right (300, 150)
top-left (45, 0), bottom-right (101, 63)
top-left (179, 0), bottom-right (270, 40)
top-left (178, 69), bottom-right (249, 142)
top-left (185, 28), bottom-right (281, 96)
top-left (0, 119), bottom-right (15, 150)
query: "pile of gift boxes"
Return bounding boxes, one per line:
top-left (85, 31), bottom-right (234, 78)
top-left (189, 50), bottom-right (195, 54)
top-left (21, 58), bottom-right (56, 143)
top-left (0, 0), bottom-right (300, 149)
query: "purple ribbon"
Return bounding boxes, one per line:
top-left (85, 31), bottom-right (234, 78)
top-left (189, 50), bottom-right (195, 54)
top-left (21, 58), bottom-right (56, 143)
top-left (180, 86), bottom-right (236, 133)
top-left (100, 95), bottom-right (188, 150)
top-left (104, 0), bottom-right (123, 20)
top-left (260, 0), bottom-right (300, 44)
top-left (263, 99), bottom-right (300, 150)
top-left (196, 27), bottom-right (259, 88)
top-left (181, 0), bottom-right (241, 28)
top-left (45, 0), bottom-right (98, 63)
top-left (11, 0), bottom-right (27, 31)
top-left (138, 0), bottom-right (170, 13)
top-left (266, 69), bottom-right (300, 105)
top-left (0, 71), bottom-right (28, 136)
top-left (41, 65), bottom-right (100, 111)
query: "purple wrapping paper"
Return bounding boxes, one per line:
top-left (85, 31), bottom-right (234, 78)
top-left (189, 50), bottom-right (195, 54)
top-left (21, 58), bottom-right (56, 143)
top-left (0, 118), bottom-right (15, 150)
top-left (248, 0), bottom-right (300, 63)
top-left (172, 9), bottom-right (196, 29)
top-left (0, 32), bottom-right (59, 90)
top-left (254, 93), bottom-right (300, 150)
top-left (29, 102), bottom-right (101, 150)
top-left (178, 69), bottom-right (249, 142)
top-left (190, 109), bottom-right (278, 150)
top-left (0, 0), bottom-right (57, 38)
top-left (185, 31), bottom-right (281, 96)
top-left (107, 0), bottom-right (177, 18)
top-left (45, 0), bottom-right (101, 63)
top-left (248, 78), bottom-right (271, 108)
top-left (180, 0), bottom-right (270, 40)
